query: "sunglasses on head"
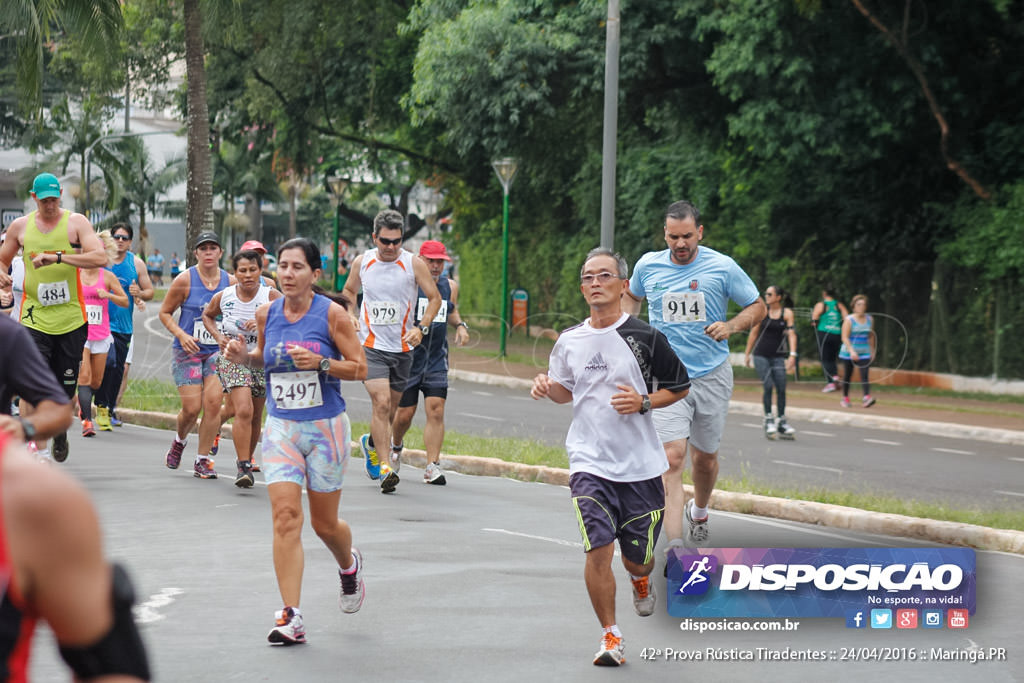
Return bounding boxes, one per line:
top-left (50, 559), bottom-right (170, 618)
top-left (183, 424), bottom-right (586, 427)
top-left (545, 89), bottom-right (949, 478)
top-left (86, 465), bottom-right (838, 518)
top-left (113, 234), bottom-right (131, 241)
top-left (377, 236), bottom-right (403, 246)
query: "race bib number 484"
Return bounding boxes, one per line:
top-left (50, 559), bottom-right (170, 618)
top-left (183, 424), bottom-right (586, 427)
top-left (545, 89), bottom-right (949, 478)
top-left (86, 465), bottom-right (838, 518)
top-left (38, 280), bottom-right (71, 306)
top-left (270, 371), bottom-right (323, 410)
top-left (662, 291), bottom-right (706, 323)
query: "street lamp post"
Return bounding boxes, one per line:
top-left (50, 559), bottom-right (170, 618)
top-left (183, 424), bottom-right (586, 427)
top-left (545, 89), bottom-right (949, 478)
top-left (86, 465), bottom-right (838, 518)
top-left (327, 175), bottom-right (350, 291)
top-left (491, 157), bottom-right (519, 357)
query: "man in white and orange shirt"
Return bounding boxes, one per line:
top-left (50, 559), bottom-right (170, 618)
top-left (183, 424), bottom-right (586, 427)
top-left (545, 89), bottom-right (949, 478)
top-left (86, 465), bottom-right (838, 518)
top-left (342, 210), bottom-right (440, 494)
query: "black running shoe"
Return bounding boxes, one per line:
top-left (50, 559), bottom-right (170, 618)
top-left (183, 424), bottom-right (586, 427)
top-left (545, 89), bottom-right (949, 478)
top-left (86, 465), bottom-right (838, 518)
top-left (380, 467), bottom-right (399, 494)
top-left (52, 432), bottom-right (69, 462)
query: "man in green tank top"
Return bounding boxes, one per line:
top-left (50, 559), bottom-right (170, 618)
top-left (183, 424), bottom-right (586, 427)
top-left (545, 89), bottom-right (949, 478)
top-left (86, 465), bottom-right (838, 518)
top-left (0, 173), bottom-right (107, 462)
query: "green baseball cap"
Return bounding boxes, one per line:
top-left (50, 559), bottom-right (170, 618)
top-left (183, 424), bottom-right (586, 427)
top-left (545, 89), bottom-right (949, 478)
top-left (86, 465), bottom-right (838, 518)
top-left (31, 173), bottom-right (62, 199)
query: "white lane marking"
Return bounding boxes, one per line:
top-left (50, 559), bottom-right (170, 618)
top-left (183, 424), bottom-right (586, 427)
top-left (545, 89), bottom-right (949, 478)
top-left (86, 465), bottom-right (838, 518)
top-left (345, 396), bottom-right (371, 403)
top-left (483, 528), bottom-right (582, 549)
top-left (994, 490), bottom-right (1024, 498)
top-left (215, 503), bottom-right (239, 508)
top-left (931, 447), bottom-right (975, 455)
top-left (460, 412), bottom-right (504, 422)
top-left (1009, 457), bottom-right (1024, 463)
top-left (472, 390), bottom-right (494, 397)
top-left (482, 528), bottom-right (620, 557)
top-left (134, 587), bottom-right (184, 623)
top-left (802, 430), bottom-right (835, 438)
top-left (713, 511), bottom-right (890, 543)
top-left (742, 423), bottom-right (762, 429)
top-left (509, 396), bottom-right (533, 401)
top-left (772, 460), bottom-right (844, 475)
top-left (143, 314), bottom-right (174, 341)
top-left (864, 438), bottom-right (901, 446)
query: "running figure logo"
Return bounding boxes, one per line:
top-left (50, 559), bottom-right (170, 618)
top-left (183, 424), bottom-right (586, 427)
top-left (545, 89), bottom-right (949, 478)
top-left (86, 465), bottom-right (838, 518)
top-left (676, 554), bottom-right (718, 596)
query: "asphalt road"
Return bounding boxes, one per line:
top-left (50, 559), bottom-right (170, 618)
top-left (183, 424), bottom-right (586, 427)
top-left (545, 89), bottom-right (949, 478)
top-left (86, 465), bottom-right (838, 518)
top-left (130, 307), bottom-right (1024, 512)
top-left (28, 426), bottom-right (1024, 682)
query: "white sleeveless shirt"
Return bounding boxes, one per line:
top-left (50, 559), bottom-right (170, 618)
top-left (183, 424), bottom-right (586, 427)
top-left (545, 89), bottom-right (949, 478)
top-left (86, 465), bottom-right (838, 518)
top-left (219, 284), bottom-right (273, 351)
top-left (358, 248), bottom-right (417, 352)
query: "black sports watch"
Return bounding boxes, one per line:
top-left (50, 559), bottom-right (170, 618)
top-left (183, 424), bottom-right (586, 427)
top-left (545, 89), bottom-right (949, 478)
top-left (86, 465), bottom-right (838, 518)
top-left (318, 356), bottom-right (331, 373)
top-left (18, 417), bottom-right (37, 441)
top-left (419, 325), bottom-right (430, 336)
top-left (638, 395), bottom-right (651, 415)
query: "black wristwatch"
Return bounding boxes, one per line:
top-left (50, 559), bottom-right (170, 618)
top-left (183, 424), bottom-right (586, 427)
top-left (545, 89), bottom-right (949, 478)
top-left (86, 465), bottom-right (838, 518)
top-left (457, 321), bottom-right (469, 330)
top-left (318, 356), bottom-right (331, 373)
top-left (639, 395), bottom-right (651, 415)
top-left (18, 417), bottom-right (37, 441)
top-left (419, 325), bottom-right (430, 336)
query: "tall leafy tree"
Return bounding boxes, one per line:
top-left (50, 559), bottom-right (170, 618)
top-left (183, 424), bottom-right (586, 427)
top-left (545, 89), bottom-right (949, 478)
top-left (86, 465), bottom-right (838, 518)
top-left (0, 0), bottom-right (123, 115)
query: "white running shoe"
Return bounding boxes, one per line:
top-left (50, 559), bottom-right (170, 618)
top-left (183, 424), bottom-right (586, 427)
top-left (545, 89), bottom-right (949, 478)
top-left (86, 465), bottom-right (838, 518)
top-left (593, 632), bottom-right (625, 666)
top-left (339, 547), bottom-right (365, 613)
top-left (267, 606), bottom-right (305, 645)
top-left (389, 447), bottom-right (402, 473)
top-left (777, 418), bottom-right (796, 439)
top-left (423, 462), bottom-right (447, 485)
top-left (685, 502), bottom-right (709, 547)
top-left (631, 575), bottom-right (656, 616)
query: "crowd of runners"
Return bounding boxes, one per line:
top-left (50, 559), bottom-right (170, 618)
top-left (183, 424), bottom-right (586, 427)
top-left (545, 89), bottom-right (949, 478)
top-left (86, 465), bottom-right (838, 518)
top-left (3, 174), bottom-right (880, 669)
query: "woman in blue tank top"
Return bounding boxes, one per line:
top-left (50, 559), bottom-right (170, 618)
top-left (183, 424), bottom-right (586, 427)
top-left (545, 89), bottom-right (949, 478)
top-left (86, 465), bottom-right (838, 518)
top-left (224, 237), bottom-right (367, 645)
top-left (838, 294), bottom-right (877, 408)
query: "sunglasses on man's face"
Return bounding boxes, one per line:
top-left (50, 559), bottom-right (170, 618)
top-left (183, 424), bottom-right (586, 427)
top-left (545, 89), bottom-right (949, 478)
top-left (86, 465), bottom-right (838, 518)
top-left (377, 236), bottom-right (403, 246)
top-left (113, 234), bottom-right (131, 241)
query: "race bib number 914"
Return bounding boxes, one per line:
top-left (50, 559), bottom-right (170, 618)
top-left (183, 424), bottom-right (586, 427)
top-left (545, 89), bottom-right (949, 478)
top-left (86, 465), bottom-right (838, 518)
top-left (416, 297), bottom-right (447, 325)
top-left (662, 291), bottom-right (706, 323)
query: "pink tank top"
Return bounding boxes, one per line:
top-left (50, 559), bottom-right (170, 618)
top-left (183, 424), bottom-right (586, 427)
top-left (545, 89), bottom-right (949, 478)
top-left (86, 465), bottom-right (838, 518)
top-left (81, 273), bottom-right (111, 341)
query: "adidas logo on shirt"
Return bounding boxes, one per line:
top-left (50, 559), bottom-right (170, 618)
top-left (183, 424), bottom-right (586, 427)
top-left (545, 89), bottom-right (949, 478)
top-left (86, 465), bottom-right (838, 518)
top-left (584, 353), bottom-right (608, 371)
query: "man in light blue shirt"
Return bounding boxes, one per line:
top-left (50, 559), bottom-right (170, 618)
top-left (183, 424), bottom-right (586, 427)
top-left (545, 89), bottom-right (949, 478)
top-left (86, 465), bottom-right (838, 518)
top-left (625, 200), bottom-right (765, 554)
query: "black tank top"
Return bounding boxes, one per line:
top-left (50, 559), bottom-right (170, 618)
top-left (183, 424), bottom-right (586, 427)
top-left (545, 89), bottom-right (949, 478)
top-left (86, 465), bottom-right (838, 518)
top-left (753, 312), bottom-right (789, 358)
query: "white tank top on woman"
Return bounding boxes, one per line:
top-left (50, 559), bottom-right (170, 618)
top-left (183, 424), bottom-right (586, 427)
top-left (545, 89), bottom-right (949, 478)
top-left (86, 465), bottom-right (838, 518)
top-left (219, 284), bottom-right (273, 351)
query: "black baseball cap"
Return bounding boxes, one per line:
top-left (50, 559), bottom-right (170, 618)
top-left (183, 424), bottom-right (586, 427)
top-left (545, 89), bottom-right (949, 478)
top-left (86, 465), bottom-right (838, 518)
top-left (193, 231), bottom-right (221, 249)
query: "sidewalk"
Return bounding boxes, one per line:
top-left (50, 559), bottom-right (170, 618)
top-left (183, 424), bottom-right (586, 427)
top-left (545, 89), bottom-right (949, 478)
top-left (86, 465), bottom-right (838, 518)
top-left (449, 346), bottom-right (1024, 446)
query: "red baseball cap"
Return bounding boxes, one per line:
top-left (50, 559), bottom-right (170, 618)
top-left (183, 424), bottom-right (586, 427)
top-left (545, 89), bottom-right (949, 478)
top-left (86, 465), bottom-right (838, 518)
top-left (240, 240), bottom-right (267, 254)
top-left (419, 240), bottom-right (451, 262)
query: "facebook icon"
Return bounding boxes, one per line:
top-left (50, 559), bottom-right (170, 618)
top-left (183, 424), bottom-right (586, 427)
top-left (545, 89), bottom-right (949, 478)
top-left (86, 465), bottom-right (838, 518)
top-left (846, 610), bottom-right (867, 629)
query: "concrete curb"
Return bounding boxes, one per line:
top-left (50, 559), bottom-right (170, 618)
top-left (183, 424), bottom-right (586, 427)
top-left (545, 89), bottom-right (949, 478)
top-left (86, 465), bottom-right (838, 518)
top-left (118, 407), bottom-right (1024, 555)
top-left (449, 369), bottom-right (1024, 446)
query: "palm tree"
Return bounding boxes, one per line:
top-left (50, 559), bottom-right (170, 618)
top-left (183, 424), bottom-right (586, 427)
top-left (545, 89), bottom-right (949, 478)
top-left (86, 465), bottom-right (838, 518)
top-left (0, 0), bottom-right (122, 115)
top-left (183, 0), bottom-right (214, 262)
top-left (42, 95), bottom-right (116, 211)
top-left (105, 135), bottom-right (186, 256)
top-left (213, 138), bottom-right (284, 249)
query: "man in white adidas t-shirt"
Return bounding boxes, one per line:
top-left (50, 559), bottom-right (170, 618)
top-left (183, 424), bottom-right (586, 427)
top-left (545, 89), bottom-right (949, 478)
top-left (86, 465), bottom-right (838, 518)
top-left (531, 248), bottom-right (690, 667)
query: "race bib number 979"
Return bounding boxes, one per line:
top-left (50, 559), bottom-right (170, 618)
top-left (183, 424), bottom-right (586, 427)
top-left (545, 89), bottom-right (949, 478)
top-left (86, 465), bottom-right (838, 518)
top-left (270, 371), bottom-right (323, 410)
top-left (368, 301), bottom-right (400, 326)
top-left (662, 291), bottom-right (706, 323)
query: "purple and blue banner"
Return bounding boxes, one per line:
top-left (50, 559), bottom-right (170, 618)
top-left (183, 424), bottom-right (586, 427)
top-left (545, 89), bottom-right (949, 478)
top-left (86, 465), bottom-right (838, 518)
top-left (666, 547), bottom-right (975, 619)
